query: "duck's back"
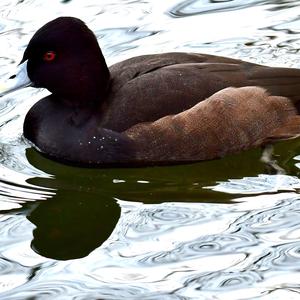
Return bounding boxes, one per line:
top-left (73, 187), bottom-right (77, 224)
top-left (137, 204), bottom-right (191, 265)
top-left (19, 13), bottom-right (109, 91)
top-left (99, 52), bottom-right (300, 131)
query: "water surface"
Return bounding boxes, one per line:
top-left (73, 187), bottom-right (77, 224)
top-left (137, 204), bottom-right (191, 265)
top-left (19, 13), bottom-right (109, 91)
top-left (1, 1), bottom-right (300, 299)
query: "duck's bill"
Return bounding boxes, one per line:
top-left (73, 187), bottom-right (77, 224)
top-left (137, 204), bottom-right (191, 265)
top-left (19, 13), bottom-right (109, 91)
top-left (0, 60), bottom-right (32, 97)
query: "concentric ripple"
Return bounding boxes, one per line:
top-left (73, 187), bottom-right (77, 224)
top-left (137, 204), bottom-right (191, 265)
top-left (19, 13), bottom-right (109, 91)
top-left (168, 0), bottom-right (299, 17)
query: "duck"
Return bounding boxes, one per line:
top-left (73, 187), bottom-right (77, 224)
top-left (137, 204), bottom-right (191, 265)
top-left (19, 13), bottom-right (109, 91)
top-left (1, 16), bottom-right (300, 167)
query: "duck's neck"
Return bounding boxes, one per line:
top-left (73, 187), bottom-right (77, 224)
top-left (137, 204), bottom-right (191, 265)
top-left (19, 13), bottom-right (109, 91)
top-left (62, 54), bottom-right (111, 109)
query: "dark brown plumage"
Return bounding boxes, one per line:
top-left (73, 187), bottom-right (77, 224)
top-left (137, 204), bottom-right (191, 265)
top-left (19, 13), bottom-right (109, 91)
top-left (125, 86), bottom-right (300, 163)
top-left (3, 17), bottom-right (300, 167)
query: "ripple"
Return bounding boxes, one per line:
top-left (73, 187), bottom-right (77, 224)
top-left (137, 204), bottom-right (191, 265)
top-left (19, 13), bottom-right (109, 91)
top-left (0, 140), bottom-right (54, 209)
top-left (111, 201), bottom-right (252, 276)
top-left (123, 202), bottom-right (228, 238)
top-left (235, 197), bottom-right (300, 235)
top-left (0, 278), bottom-right (150, 300)
top-left (168, 0), bottom-right (288, 17)
top-left (259, 289), bottom-right (300, 300)
top-left (0, 215), bottom-right (35, 257)
top-left (0, 178), bottom-right (53, 208)
top-left (0, 256), bottom-right (28, 275)
top-left (260, 242), bottom-right (300, 271)
top-left (186, 233), bottom-right (257, 254)
top-left (185, 270), bottom-right (263, 291)
top-left (0, 96), bottom-right (17, 121)
top-left (0, 279), bottom-right (86, 300)
top-left (96, 27), bottom-right (159, 60)
top-left (137, 230), bottom-right (256, 269)
top-left (206, 174), bottom-right (300, 194)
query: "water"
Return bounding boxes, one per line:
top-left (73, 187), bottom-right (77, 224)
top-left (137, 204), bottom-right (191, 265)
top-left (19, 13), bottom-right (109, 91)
top-left (1, 0), bottom-right (300, 299)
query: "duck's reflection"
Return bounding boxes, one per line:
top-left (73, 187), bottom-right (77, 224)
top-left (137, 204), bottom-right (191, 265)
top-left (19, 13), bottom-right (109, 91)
top-left (25, 148), bottom-right (124, 261)
top-left (21, 138), bottom-right (300, 260)
top-left (27, 188), bottom-right (120, 260)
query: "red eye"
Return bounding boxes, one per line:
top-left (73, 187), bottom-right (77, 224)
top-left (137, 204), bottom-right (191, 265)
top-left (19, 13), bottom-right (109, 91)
top-left (43, 51), bottom-right (56, 62)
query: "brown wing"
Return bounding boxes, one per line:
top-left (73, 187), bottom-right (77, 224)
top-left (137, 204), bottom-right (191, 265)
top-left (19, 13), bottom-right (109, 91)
top-left (125, 86), bottom-right (300, 163)
top-left (103, 53), bottom-right (300, 131)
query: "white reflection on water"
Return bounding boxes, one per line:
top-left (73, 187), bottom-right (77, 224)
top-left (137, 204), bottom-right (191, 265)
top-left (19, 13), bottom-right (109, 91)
top-left (1, 0), bottom-right (300, 67)
top-left (206, 174), bottom-right (300, 194)
top-left (1, 193), bottom-right (300, 299)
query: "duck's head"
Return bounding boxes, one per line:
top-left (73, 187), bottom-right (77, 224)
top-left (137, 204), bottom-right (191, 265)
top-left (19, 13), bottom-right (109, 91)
top-left (1, 17), bottom-right (110, 106)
